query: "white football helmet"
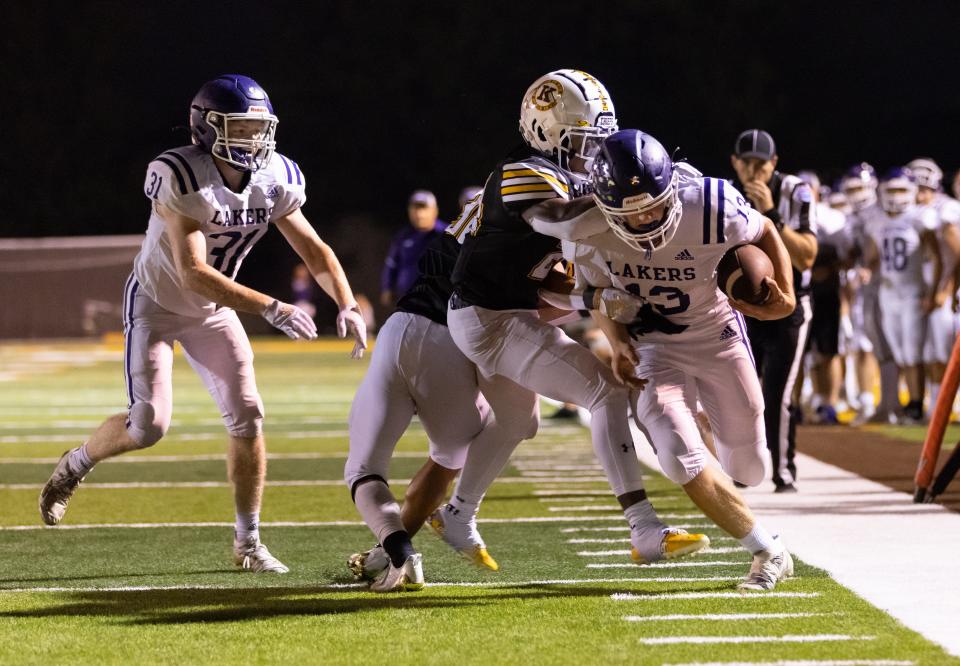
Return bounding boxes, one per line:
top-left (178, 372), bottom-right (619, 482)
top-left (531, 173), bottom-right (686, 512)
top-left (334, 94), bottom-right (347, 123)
top-left (879, 167), bottom-right (918, 215)
top-left (907, 158), bottom-right (942, 191)
top-left (519, 69), bottom-right (617, 172)
top-left (840, 162), bottom-right (878, 212)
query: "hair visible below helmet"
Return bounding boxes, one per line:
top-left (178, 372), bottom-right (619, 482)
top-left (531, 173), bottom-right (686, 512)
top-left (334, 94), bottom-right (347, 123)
top-left (840, 162), bottom-right (878, 211)
top-left (590, 129), bottom-right (681, 252)
top-left (519, 69), bottom-right (617, 173)
top-left (906, 157), bottom-right (943, 191)
top-left (879, 167), bottom-right (918, 215)
top-left (190, 74), bottom-right (278, 172)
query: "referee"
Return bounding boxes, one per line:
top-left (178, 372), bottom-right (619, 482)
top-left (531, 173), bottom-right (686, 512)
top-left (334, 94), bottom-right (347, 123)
top-left (731, 129), bottom-right (818, 493)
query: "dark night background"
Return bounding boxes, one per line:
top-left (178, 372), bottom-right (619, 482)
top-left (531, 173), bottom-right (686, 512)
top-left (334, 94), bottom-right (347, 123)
top-left (3, 1), bottom-right (959, 324)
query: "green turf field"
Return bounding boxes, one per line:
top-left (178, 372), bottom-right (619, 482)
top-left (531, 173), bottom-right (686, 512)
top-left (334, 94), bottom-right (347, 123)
top-left (0, 340), bottom-right (956, 665)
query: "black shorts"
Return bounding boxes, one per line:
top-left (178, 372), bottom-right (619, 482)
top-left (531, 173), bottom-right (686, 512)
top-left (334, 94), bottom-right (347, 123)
top-left (808, 280), bottom-right (840, 356)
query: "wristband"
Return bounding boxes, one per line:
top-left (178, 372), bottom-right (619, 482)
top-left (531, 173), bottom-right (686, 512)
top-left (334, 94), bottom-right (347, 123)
top-left (582, 286), bottom-right (599, 310)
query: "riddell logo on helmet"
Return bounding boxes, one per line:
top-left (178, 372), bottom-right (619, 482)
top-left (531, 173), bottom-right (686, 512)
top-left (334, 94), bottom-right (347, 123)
top-left (248, 105), bottom-right (270, 114)
top-left (532, 80), bottom-right (563, 111)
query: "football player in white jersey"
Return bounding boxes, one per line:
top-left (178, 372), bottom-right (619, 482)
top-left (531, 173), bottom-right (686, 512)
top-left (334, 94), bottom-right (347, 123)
top-left (910, 159), bottom-right (960, 410)
top-left (557, 129), bottom-right (796, 590)
top-left (862, 167), bottom-right (941, 422)
top-left (434, 70), bottom-right (710, 570)
top-left (38, 75), bottom-right (368, 573)
top-left (841, 163), bottom-right (894, 424)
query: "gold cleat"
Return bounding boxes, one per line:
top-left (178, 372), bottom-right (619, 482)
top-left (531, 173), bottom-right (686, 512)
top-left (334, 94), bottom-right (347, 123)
top-left (630, 530), bottom-right (710, 565)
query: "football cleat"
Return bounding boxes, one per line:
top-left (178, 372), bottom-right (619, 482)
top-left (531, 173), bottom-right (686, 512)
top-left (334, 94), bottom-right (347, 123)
top-left (369, 553), bottom-right (424, 593)
top-left (233, 535), bottom-right (289, 573)
top-left (630, 528), bottom-right (710, 565)
top-left (39, 449), bottom-right (86, 526)
top-left (738, 546), bottom-right (794, 591)
top-left (428, 506), bottom-right (499, 571)
top-left (348, 544), bottom-right (389, 581)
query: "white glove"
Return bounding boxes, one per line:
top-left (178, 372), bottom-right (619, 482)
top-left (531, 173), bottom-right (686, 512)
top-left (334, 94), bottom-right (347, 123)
top-left (336, 305), bottom-right (368, 359)
top-left (262, 300), bottom-right (318, 340)
top-left (585, 287), bottom-right (644, 323)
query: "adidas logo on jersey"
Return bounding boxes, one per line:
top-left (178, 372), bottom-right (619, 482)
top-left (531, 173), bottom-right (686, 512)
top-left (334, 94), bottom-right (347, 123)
top-left (719, 325), bottom-right (738, 341)
top-left (674, 249), bottom-right (695, 261)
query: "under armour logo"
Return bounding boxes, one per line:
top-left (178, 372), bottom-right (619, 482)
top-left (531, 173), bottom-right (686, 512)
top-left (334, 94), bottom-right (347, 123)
top-left (621, 442), bottom-right (634, 453)
top-left (630, 176), bottom-right (641, 185)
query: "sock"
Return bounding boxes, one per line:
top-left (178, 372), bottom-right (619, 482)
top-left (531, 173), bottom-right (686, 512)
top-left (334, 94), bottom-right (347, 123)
top-left (383, 530), bottom-right (417, 568)
top-left (353, 479), bottom-right (405, 545)
top-left (624, 499), bottom-right (663, 532)
top-left (447, 492), bottom-right (482, 523)
top-left (739, 524), bottom-right (782, 555)
top-left (67, 444), bottom-right (95, 475)
top-left (858, 391), bottom-right (875, 412)
top-left (235, 511), bottom-right (260, 543)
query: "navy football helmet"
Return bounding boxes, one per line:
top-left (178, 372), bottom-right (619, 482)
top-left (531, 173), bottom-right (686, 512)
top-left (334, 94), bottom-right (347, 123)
top-left (189, 75), bottom-right (278, 172)
top-left (839, 162), bottom-right (878, 212)
top-left (879, 167), bottom-right (918, 215)
top-left (590, 129), bottom-right (681, 252)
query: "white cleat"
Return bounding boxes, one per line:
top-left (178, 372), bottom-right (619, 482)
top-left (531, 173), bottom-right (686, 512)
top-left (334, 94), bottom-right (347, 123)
top-left (233, 536), bottom-right (290, 573)
top-left (369, 553), bottom-right (424, 592)
top-left (348, 544), bottom-right (389, 581)
top-left (738, 546), bottom-right (794, 591)
top-left (39, 449), bottom-right (86, 526)
top-left (428, 506), bottom-right (499, 571)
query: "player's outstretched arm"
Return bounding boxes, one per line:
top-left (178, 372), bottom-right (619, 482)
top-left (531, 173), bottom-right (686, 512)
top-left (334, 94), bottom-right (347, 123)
top-left (522, 196), bottom-right (609, 240)
top-left (159, 203), bottom-right (317, 340)
top-left (732, 217), bottom-right (796, 320)
top-left (275, 208), bottom-right (368, 358)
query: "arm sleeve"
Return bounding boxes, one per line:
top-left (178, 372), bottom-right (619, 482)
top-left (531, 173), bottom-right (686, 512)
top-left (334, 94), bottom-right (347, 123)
top-left (789, 180), bottom-right (817, 235)
top-left (572, 246), bottom-right (614, 290)
top-left (527, 204), bottom-right (610, 241)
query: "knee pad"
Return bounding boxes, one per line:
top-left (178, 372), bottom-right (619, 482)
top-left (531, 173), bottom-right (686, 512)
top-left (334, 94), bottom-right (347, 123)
top-left (227, 397), bottom-right (264, 439)
top-left (126, 401), bottom-right (167, 448)
top-left (723, 445), bottom-right (767, 487)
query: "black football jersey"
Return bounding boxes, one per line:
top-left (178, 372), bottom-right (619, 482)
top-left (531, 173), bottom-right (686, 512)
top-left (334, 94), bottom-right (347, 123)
top-left (451, 146), bottom-right (585, 310)
top-left (396, 232), bottom-right (461, 325)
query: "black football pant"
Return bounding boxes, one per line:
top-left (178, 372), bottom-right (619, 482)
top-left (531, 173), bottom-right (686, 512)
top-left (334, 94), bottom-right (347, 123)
top-left (745, 294), bottom-right (812, 487)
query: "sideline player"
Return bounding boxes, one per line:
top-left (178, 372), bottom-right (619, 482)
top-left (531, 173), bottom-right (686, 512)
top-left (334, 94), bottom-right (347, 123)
top-left (730, 129), bottom-right (818, 492)
top-left (38, 75), bottom-right (368, 572)
top-left (862, 167), bottom-right (941, 422)
top-left (842, 163), bottom-right (898, 423)
top-left (434, 70), bottom-right (709, 569)
top-left (910, 159), bottom-right (960, 410)
top-left (559, 129), bottom-right (795, 590)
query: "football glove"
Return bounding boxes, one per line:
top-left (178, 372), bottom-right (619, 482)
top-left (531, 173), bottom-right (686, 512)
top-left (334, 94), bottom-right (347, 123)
top-left (262, 300), bottom-right (318, 340)
top-left (336, 305), bottom-right (368, 359)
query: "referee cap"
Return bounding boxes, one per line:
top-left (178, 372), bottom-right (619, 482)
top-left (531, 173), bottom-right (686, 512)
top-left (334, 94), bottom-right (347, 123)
top-left (734, 129), bottom-right (776, 160)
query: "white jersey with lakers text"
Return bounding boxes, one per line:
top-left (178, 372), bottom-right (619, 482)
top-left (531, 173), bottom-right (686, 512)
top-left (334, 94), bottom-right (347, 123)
top-left (134, 145), bottom-right (307, 317)
top-left (863, 204), bottom-right (937, 296)
top-left (571, 173), bottom-right (764, 340)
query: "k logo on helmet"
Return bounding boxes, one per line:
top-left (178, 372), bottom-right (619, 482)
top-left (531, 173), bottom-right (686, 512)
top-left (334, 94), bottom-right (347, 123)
top-left (532, 80), bottom-right (563, 111)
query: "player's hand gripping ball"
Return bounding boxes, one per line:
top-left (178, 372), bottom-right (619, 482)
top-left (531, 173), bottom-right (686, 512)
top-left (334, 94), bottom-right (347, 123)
top-left (716, 245), bottom-right (774, 305)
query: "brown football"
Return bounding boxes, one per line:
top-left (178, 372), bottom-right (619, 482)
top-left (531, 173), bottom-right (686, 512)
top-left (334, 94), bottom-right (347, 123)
top-left (716, 244), bottom-right (774, 305)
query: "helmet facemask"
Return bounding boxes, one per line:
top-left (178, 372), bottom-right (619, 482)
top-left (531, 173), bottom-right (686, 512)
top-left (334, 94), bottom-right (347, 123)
top-left (595, 170), bottom-right (682, 253)
top-left (201, 109), bottom-right (278, 172)
top-left (879, 181), bottom-right (918, 215)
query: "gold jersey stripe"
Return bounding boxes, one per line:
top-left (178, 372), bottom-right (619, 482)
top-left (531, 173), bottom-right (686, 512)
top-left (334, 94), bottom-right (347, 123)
top-left (502, 167), bottom-right (569, 193)
top-left (501, 183), bottom-right (556, 195)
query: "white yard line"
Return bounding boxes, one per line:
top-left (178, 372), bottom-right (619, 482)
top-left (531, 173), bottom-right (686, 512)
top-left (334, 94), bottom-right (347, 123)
top-left (0, 515), bottom-right (641, 531)
top-left (587, 561), bottom-right (744, 569)
top-left (624, 612), bottom-right (828, 622)
top-left (612, 592), bottom-right (820, 600)
top-left (0, 451), bottom-right (427, 464)
top-left (0, 576), bottom-right (745, 594)
top-left (579, 547), bottom-right (743, 556)
top-left (640, 634), bottom-right (874, 645)
top-left (560, 524), bottom-right (713, 533)
top-left (0, 477), bottom-right (613, 491)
